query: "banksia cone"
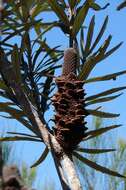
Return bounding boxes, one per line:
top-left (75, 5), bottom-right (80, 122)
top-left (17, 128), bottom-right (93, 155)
top-left (52, 48), bottom-right (88, 151)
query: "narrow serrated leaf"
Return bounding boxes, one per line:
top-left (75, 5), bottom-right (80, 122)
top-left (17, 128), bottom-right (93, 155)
top-left (76, 148), bottom-right (116, 154)
top-left (79, 36), bottom-right (120, 80)
top-left (72, 1), bottom-right (90, 37)
top-left (86, 93), bottom-right (122, 106)
top-left (83, 124), bottom-right (121, 141)
top-left (0, 136), bottom-right (41, 142)
top-left (86, 86), bottom-right (126, 101)
top-left (85, 15), bottom-right (95, 55)
top-left (89, 16), bottom-right (108, 54)
top-left (84, 70), bottom-right (126, 83)
top-left (97, 35), bottom-right (112, 55)
top-left (104, 42), bottom-right (123, 59)
top-left (48, 0), bottom-right (69, 26)
top-left (7, 132), bottom-right (40, 139)
top-left (87, 109), bottom-right (120, 118)
top-left (73, 152), bottom-right (126, 178)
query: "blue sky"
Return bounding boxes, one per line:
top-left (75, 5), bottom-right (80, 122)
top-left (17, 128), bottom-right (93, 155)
top-left (0, 1), bottom-right (126, 189)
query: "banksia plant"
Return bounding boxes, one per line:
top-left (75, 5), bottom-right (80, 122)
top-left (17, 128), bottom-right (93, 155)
top-left (0, 1), bottom-right (126, 190)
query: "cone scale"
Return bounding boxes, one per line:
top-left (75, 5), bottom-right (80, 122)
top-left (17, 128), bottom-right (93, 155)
top-left (52, 48), bottom-right (88, 151)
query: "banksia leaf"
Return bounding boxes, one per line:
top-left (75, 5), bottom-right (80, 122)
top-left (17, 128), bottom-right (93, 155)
top-left (31, 147), bottom-right (49, 168)
top-left (83, 124), bottom-right (121, 141)
top-left (79, 38), bottom-right (122, 80)
top-left (73, 152), bottom-right (126, 178)
top-left (117, 1), bottom-right (126, 10)
top-left (85, 86), bottom-right (126, 101)
top-left (84, 15), bottom-right (95, 55)
top-left (86, 93), bottom-right (122, 106)
top-left (90, 3), bottom-right (110, 11)
top-left (76, 148), bottom-right (116, 154)
top-left (72, 1), bottom-right (90, 37)
top-left (87, 109), bottom-right (120, 118)
top-left (84, 70), bottom-right (126, 83)
top-left (86, 16), bottom-right (108, 56)
top-left (48, 0), bottom-right (69, 26)
top-left (0, 136), bottom-right (41, 142)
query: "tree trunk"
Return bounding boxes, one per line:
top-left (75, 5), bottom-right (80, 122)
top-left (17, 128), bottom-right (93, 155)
top-left (49, 135), bottom-right (82, 190)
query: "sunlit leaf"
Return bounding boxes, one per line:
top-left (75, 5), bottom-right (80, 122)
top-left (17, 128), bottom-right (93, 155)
top-left (84, 15), bottom-right (95, 55)
top-left (72, 1), bottom-right (90, 37)
top-left (79, 39), bottom-right (122, 80)
top-left (48, 0), bottom-right (69, 26)
top-left (89, 16), bottom-right (108, 55)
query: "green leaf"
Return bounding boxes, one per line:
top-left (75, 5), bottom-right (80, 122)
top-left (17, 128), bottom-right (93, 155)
top-left (30, 2), bottom-right (51, 18)
top-left (84, 15), bottom-right (95, 55)
top-left (84, 70), bottom-right (126, 83)
top-left (85, 86), bottom-right (126, 101)
top-left (0, 136), bottom-right (41, 142)
top-left (103, 42), bottom-right (123, 59)
top-left (73, 152), bottom-right (126, 178)
top-left (7, 132), bottom-right (40, 139)
top-left (76, 148), bottom-right (116, 154)
top-left (87, 109), bottom-right (120, 118)
top-left (86, 93), bottom-right (122, 106)
top-left (97, 35), bottom-right (112, 54)
top-left (90, 3), bottom-right (101, 10)
top-left (90, 3), bottom-right (110, 11)
top-left (79, 37), bottom-right (121, 80)
top-left (72, 1), bottom-right (90, 37)
top-left (3, 19), bottom-right (41, 42)
top-left (48, 0), bottom-right (69, 26)
top-left (83, 124), bottom-right (121, 141)
top-left (31, 146), bottom-right (49, 168)
top-left (89, 16), bottom-right (108, 55)
top-left (80, 27), bottom-right (85, 58)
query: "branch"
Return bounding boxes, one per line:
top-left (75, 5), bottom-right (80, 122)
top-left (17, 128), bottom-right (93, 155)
top-left (0, 48), bottom-right (83, 190)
